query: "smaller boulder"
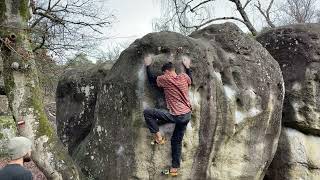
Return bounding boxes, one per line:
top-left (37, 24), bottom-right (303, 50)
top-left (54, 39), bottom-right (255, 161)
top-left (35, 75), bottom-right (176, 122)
top-left (265, 127), bottom-right (320, 180)
top-left (257, 24), bottom-right (320, 135)
top-left (56, 63), bottom-right (112, 155)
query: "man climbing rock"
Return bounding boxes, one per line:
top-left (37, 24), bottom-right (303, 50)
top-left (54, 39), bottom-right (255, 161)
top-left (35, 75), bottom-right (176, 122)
top-left (0, 137), bottom-right (33, 180)
top-left (143, 54), bottom-right (192, 177)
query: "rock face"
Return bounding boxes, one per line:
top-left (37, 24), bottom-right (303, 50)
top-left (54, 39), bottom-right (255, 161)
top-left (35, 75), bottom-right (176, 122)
top-left (57, 23), bottom-right (284, 179)
top-left (0, 115), bottom-right (16, 157)
top-left (0, 57), bottom-right (16, 157)
top-left (257, 24), bottom-right (320, 135)
top-left (0, 58), bottom-right (5, 96)
top-left (257, 24), bottom-right (320, 180)
top-left (56, 63), bottom-right (112, 155)
top-left (0, 96), bottom-right (10, 115)
top-left (0, 57), bottom-right (9, 116)
top-left (264, 127), bottom-right (320, 180)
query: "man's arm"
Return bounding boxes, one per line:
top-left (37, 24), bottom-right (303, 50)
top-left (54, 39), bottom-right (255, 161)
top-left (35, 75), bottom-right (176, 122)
top-left (146, 65), bottom-right (157, 86)
top-left (185, 68), bottom-right (192, 83)
top-left (182, 56), bottom-right (192, 84)
top-left (144, 55), bottom-right (158, 86)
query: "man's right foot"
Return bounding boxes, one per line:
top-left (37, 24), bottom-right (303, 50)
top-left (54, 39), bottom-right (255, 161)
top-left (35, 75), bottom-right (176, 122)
top-left (151, 137), bottom-right (166, 145)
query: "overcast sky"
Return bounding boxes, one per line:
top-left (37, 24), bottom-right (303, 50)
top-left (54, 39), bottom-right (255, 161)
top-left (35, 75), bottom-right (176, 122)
top-left (99, 0), bottom-right (277, 53)
top-left (102, 0), bottom-right (160, 49)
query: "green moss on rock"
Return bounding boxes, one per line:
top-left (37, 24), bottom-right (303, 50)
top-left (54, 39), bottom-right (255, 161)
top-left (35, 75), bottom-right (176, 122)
top-left (30, 85), bottom-right (54, 139)
top-left (0, 115), bottom-right (16, 130)
top-left (0, 115), bottom-right (16, 158)
top-left (0, 0), bottom-right (6, 22)
top-left (3, 73), bottom-right (15, 105)
top-left (19, 0), bottom-right (30, 21)
top-left (26, 78), bottom-right (55, 141)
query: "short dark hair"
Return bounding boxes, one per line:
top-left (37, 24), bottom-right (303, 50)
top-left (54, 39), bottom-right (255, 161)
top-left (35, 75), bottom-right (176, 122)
top-left (161, 62), bottom-right (174, 72)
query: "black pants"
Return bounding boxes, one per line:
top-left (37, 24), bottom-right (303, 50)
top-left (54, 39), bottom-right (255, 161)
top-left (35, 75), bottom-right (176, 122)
top-left (143, 108), bottom-right (191, 168)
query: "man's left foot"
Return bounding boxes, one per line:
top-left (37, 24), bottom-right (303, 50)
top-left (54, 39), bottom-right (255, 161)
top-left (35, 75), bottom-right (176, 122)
top-left (161, 168), bottom-right (178, 177)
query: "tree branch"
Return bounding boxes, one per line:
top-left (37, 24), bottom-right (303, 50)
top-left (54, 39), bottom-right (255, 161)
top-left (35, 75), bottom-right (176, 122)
top-left (243, 0), bottom-right (253, 9)
top-left (229, 0), bottom-right (257, 35)
top-left (33, 35), bottom-right (46, 52)
top-left (27, 0), bottom-right (115, 58)
top-left (255, 0), bottom-right (275, 28)
top-left (194, 16), bottom-right (247, 29)
top-left (190, 0), bottom-right (214, 12)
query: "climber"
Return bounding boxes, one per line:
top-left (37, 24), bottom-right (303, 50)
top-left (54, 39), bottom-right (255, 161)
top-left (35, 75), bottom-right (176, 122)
top-left (0, 137), bottom-right (33, 180)
top-left (143, 54), bottom-right (192, 177)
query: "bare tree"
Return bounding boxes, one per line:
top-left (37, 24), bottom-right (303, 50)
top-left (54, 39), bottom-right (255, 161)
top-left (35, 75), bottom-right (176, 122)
top-left (35, 49), bottom-right (63, 101)
top-left (30, 0), bottom-right (115, 59)
top-left (153, 0), bottom-right (214, 35)
top-left (156, 0), bottom-right (320, 35)
top-left (279, 0), bottom-right (319, 24)
top-left (155, 0), bottom-right (259, 35)
top-left (97, 41), bottom-right (130, 62)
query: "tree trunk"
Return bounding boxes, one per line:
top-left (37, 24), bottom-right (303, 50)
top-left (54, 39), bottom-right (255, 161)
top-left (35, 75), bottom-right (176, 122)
top-left (0, 0), bottom-right (83, 179)
top-left (230, 0), bottom-right (258, 36)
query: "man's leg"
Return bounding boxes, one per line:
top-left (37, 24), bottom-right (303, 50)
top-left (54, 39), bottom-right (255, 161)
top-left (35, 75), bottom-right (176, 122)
top-left (171, 121), bottom-right (189, 170)
top-left (143, 108), bottom-right (174, 142)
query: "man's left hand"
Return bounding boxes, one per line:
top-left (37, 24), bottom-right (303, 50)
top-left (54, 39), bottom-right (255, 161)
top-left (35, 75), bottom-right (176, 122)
top-left (144, 55), bottom-right (153, 66)
top-left (182, 56), bottom-right (191, 69)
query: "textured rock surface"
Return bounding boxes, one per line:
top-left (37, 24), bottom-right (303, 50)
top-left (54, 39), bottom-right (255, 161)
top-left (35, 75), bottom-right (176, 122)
top-left (264, 127), bottom-right (320, 180)
top-left (257, 24), bottom-right (320, 135)
top-left (57, 23), bottom-right (284, 179)
top-left (0, 55), bottom-right (14, 157)
top-left (258, 23), bottom-right (320, 180)
top-left (0, 115), bottom-right (16, 157)
top-left (0, 96), bottom-right (10, 115)
top-left (56, 63), bottom-right (112, 155)
top-left (0, 60), bottom-right (4, 95)
top-left (0, 57), bottom-right (9, 115)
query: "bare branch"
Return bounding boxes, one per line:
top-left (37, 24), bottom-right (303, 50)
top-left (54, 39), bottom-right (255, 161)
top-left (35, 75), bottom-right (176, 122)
top-left (156, 0), bottom-right (260, 35)
top-left (267, 0), bottom-right (274, 13)
top-left (191, 16), bottom-right (247, 29)
top-left (243, 0), bottom-right (253, 9)
top-left (33, 34), bottom-right (46, 52)
top-left (47, 0), bottom-right (52, 9)
top-left (255, 0), bottom-right (276, 28)
top-left (229, 0), bottom-right (257, 35)
top-left (279, 0), bottom-right (318, 24)
top-left (29, 0), bottom-right (115, 59)
top-left (190, 0), bottom-right (214, 12)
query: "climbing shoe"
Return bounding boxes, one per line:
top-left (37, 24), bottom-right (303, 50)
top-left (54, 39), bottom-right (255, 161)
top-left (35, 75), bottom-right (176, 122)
top-left (151, 137), bottom-right (166, 145)
top-left (161, 169), bottom-right (178, 177)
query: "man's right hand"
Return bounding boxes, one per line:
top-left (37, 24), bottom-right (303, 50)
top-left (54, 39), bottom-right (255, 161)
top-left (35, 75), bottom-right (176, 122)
top-left (144, 55), bottom-right (153, 66)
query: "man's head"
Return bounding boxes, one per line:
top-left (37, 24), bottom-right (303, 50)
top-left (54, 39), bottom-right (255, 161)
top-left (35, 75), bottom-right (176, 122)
top-left (161, 62), bottom-right (175, 73)
top-left (7, 137), bottom-right (32, 162)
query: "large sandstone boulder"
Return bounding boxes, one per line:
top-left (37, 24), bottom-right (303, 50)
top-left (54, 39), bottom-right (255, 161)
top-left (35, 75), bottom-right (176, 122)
top-left (264, 127), bottom-right (320, 180)
top-left (58, 23), bottom-right (284, 179)
top-left (257, 24), bottom-right (320, 135)
top-left (56, 63), bottom-right (112, 155)
top-left (257, 23), bottom-right (320, 180)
